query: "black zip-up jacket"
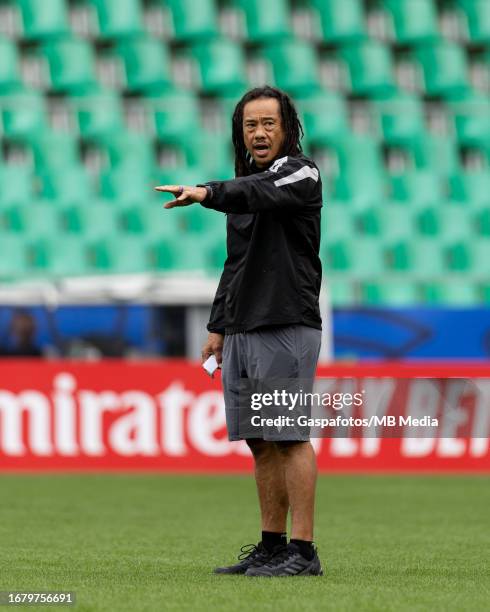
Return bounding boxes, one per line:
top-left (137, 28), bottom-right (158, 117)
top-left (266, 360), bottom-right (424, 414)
top-left (200, 153), bottom-right (323, 335)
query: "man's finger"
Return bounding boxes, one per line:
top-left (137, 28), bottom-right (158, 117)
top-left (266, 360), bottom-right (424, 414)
top-left (164, 190), bottom-right (191, 209)
top-left (154, 185), bottom-right (182, 193)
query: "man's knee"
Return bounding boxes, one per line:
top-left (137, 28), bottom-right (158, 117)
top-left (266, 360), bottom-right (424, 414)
top-left (246, 438), bottom-right (275, 459)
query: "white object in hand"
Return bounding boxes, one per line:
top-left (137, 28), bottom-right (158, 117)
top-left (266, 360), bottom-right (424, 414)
top-left (202, 355), bottom-right (219, 377)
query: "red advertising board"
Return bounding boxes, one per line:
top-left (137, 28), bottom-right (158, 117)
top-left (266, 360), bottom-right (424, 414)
top-left (0, 360), bottom-right (489, 472)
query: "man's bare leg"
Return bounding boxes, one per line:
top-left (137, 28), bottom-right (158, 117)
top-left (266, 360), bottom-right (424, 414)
top-left (276, 441), bottom-right (317, 541)
top-left (246, 439), bottom-right (289, 533)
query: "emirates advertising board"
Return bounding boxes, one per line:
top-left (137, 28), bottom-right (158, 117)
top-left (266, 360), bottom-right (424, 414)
top-left (0, 360), bottom-right (489, 472)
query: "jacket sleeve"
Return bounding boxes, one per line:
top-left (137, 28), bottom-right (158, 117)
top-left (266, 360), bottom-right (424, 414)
top-left (199, 156), bottom-right (321, 214)
top-left (207, 263), bottom-right (232, 334)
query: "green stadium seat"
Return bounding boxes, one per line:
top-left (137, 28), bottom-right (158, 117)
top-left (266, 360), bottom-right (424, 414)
top-left (335, 134), bottom-right (384, 175)
top-left (121, 204), bottom-right (179, 238)
top-left (31, 130), bottom-right (81, 171)
top-left (386, 238), bottom-right (446, 277)
top-left (74, 88), bottom-right (126, 140)
top-left (261, 41), bottom-right (321, 96)
top-left (465, 240), bottom-right (490, 279)
top-left (173, 206), bottom-right (225, 236)
top-left (333, 170), bottom-right (386, 209)
top-left (105, 131), bottom-right (156, 168)
top-left (356, 206), bottom-right (414, 239)
top-left (447, 91), bottom-right (490, 151)
top-left (0, 165), bottom-right (36, 207)
top-left (89, 0), bottom-right (144, 40)
top-left (150, 88), bottom-right (201, 146)
top-left (310, 0), bottom-right (365, 44)
top-left (296, 91), bottom-right (350, 145)
top-left (0, 38), bottom-right (22, 92)
top-left (373, 92), bottom-right (425, 147)
top-left (166, 235), bottom-right (209, 271)
top-left (361, 281), bottom-right (420, 305)
top-left (339, 41), bottom-right (395, 96)
top-left (0, 234), bottom-right (30, 279)
top-left (421, 281), bottom-right (480, 305)
top-left (455, 0), bottom-right (490, 44)
top-left (381, 0), bottom-right (439, 44)
top-left (100, 166), bottom-right (152, 206)
top-left (414, 41), bottom-right (469, 97)
top-left (92, 236), bottom-right (149, 274)
top-left (41, 37), bottom-right (98, 93)
top-left (323, 237), bottom-right (386, 278)
top-left (166, 0), bottom-right (218, 43)
top-left (0, 87), bottom-right (47, 140)
top-left (41, 166), bottom-right (95, 205)
top-left (322, 204), bottom-right (355, 240)
top-left (390, 171), bottom-right (446, 206)
top-left (181, 131), bottom-right (234, 181)
top-left (415, 205), bottom-right (473, 239)
top-left (234, 0), bottom-right (291, 42)
top-left (116, 37), bottom-right (172, 94)
top-left (18, 0), bottom-right (69, 41)
top-left (149, 237), bottom-right (176, 271)
top-left (449, 171), bottom-right (490, 207)
top-left (475, 209), bottom-right (490, 237)
top-left (205, 236), bottom-right (227, 272)
top-left (412, 135), bottom-right (460, 177)
top-left (190, 39), bottom-right (247, 95)
top-left (31, 236), bottom-right (92, 277)
top-left (63, 204), bottom-right (121, 239)
top-left (328, 280), bottom-right (357, 306)
top-left (3, 203), bottom-right (61, 237)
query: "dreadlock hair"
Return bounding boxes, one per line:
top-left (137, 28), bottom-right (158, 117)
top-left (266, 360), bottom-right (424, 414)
top-left (231, 85), bottom-right (304, 177)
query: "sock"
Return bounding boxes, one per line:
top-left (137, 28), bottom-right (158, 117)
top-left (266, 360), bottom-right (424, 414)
top-left (261, 531), bottom-right (287, 552)
top-left (289, 538), bottom-right (315, 561)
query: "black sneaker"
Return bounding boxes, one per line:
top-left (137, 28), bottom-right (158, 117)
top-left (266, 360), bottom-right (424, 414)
top-left (245, 542), bottom-right (323, 577)
top-left (213, 542), bottom-right (276, 575)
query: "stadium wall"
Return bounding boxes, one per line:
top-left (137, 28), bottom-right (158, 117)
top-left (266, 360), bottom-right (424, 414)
top-left (0, 360), bottom-right (489, 473)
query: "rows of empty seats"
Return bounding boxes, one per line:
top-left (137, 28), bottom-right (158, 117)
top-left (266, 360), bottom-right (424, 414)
top-left (0, 0), bottom-right (489, 305)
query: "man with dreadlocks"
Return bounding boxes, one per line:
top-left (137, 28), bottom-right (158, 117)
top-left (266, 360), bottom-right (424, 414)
top-left (155, 86), bottom-right (323, 577)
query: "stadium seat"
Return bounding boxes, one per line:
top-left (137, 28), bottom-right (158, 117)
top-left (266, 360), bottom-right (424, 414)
top-left (89, 0), bottom-right (144, 40)
top-left (41, 166), bottom-right (96, 206)
top-left (413, 41), bottom-right (469, 97)
top-left (339, 40), bottom-right (395, 96)
top-left (322, 205), bottom-right (355, 241)
top-left (449, 171), bottom-right (490, 207)
top-left (0, 234), bottom-right (30, 279)
top-left (259, 40), bottom-right (321, 96)
top-left (335, 134), bottom-right (385, 176)
top-left (381, 0), bottom-right (439, 44)
top-left (454, 0), bottom-right (490, 44)
top-left (309, 0), bottom-right (365, 44)
top-left (120, 205), bottom-right (180, 238)
top-left (0, 38), bottom-right (22, 92)
top-left (18, 0), bottom-right (69, 41)
top-left (373, 92), bottom-right (425, 147)
top-left (327, 279), bottom-right (357, 306)
top-left (105, 131), bottom-right (156, 169)
top-left (475, 209), bottom-right (490, 237)
top-left (412, 135), bottom-right (460, 177)
top-left (189, 39), bottom-right (247, 95)
top-left (361, 281), bottom-right (420, 305)
top-left (333, 169), bottom-right (386, 209)
top-left (323, 238), bottom-right (386, 278)
top-left (356, 206), bottom-right (414, 239)
top-left (447, 91), bottom-right (490, 151)
top-left (4, 202), bottom-right (61, 238)
top-left (63, 204), bottom-right (121, 239)
top-left (116, 37), bottom-right (172, 94)
top-left (165, 0), bottom-right (218, 43)
top-left (74, 88), bottom-right (126, 140)
top-left (31, 130), bottom-right (81, 171)
top-left (390, 171), bottom-right (446, 207)
top-left (421, 281), bottom-right (480, 305)
top-left (415, 205), bottom-right (473, 239)
top-left (386, 238), bottom-right (446, 277)
top-left (296, 91), bottom-right (350, 145)
top-left (92, 236), bottom-right (149, 274)
top-left (206, 236), bottom-right (227, 272)
top-left (234, 0), bottom-right (291, 42)
top-left (0, 87), bottom-right (47, 140)
top-left (41, 37), bottom-right (98, 93)
top-left (100, 165), bottom-right (157, 206)
top-left (150, 88), bottom-right (201, 146)
top-left (31, 235), bottom-right (92, 277)
top-left (0, 165), bottom-right (36, 207)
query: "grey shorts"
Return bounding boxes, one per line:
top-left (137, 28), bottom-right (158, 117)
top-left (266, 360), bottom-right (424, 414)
top-left (221, 324), bottom-right (322, 441)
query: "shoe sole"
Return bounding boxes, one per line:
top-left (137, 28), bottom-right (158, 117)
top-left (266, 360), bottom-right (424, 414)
top-left (247, 565), bottom-right (324, 577)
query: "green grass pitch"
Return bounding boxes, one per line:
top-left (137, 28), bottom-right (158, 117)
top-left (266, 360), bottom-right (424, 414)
top-left (0, 474), bottom-right (488, 611)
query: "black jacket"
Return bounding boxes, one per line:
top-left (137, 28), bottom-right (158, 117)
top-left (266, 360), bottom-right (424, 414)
top-left (201, 153), bottom-right (323, 335)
